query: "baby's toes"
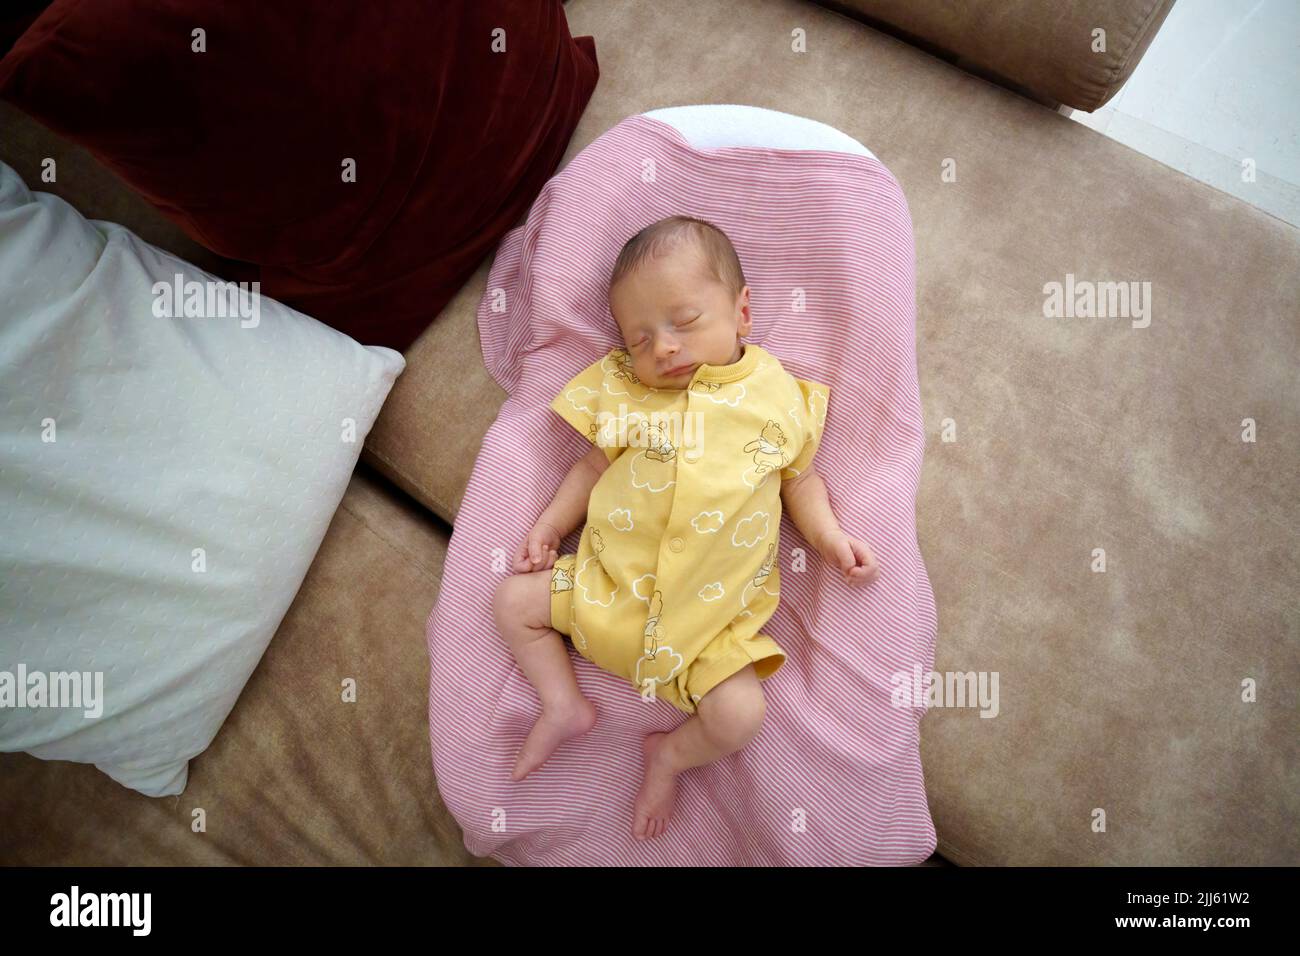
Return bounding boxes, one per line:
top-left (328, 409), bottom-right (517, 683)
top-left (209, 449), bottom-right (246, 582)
top-left (636, 814), bottom-right (661, 841)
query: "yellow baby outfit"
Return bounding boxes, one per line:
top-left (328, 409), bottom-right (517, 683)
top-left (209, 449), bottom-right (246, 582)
top-left (547, 342), bottom-right (830, 715)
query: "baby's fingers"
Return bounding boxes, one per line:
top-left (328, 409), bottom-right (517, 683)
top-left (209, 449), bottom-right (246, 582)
top-left (851, 540), bottom-right (878, 568)
top-left (829, 538), bottom-right (857, 572)
top-left (840, 540), bottom-right (878, 584)
top-left (522, 534), bottom-right (560, 572)
top-left (511, 539), bottom-right (532, 572)
top-left (849, 564), bottom-right (879, 585)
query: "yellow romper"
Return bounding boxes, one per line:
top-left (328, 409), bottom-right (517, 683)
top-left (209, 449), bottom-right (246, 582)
top-left (546, 342), bottom-right (831, 715)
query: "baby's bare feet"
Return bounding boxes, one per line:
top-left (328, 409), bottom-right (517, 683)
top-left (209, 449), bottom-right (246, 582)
top-left (633, 732), bottom-right (678, 840)
top-left (511, 698), bottom-right (597, 781)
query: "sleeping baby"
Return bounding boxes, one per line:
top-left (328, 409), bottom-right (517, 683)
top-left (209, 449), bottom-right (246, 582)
top-left (492, 214), bottom-right (879, 841)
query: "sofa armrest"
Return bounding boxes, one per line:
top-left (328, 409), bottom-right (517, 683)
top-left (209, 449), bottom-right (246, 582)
top-left (812, 0), bottom-right (1175, 111)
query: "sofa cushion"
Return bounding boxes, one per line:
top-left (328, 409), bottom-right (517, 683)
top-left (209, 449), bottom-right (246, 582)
top-left (818, 0), bottom-right (1175, 111)
top-left (362, 256), bottom-right (506, 524)
top-left (0, 470), bottom-right (488, 865)
top-left (0, 0), bottom-right (599, 350)
top-left (376, 0), bottom-right (1300, 864)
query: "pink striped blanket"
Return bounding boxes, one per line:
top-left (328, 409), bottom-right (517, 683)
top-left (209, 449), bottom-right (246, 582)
top-left (426, 113), bottom-right (938, 865)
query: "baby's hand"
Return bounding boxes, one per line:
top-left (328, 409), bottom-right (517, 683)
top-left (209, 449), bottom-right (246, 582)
top-left (513, 521), bottom-right (562, 573)
top-left (820, 531), bottom-right (879, 585)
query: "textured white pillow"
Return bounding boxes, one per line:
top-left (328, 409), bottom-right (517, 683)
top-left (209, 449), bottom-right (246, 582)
top-left (0, 161), bottom-right (405, 796)
top-left (642, 104), bottom-right (878, 156)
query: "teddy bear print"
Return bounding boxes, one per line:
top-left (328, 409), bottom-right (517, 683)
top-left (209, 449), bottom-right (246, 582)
top-left (630, 423), bottom-right (677, 493)
top-left (644, 590), bottom-right (664, 654)
top-left (634, 589), bottom-right (684, 688)
top-left (611, 348), bottom-right (643, 385)
top-left (744, 420), bottom-right (791, 471)
top-left (641, 422), bottom-right (677, 463)
top-left (551, 562), bottom-right (573, 594)
top-left (741, 420), bottom-right (791, 488)
top-left (741, 543), bottom-right (779, 609)
top-left (575, 526), bottom-right (617, 607)
top-left (600, 350), bottom-right (655, 403)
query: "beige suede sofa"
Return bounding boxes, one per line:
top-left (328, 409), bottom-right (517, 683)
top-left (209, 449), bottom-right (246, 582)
top-left (3, 0), bottom-right (1297, 867)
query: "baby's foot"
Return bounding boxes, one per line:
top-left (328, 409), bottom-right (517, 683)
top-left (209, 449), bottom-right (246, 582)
top-left (633, 732), bottom-right (678, 840)
top-left (511, 698), bottom-right (597, 781)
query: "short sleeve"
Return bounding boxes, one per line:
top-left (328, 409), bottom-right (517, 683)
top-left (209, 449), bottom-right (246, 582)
top-left (780, 377), bottom-right (831, 481)
top-left (549, 351), bottom-right (622, 464)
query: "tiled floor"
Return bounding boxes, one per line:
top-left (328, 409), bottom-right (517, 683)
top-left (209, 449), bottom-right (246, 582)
top-left (1069, 0), bottom-right (1299, 226)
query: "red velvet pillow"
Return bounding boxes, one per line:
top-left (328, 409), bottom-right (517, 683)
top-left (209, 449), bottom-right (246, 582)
top-left (0, 2), bottom-right (50, 58)
top-left (0, 0), bottom-right (598, 349)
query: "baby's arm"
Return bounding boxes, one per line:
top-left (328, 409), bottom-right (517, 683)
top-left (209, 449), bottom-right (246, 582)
top-left (780, 465), bottom-right (879, 584)
top-left (514, 445), bottom-right (609, 573)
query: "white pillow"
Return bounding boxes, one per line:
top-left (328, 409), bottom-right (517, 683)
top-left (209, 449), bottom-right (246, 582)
top-left (0, 161), bottom-right (405, 796)
top-left (641, 104), bottom-right (878, 156)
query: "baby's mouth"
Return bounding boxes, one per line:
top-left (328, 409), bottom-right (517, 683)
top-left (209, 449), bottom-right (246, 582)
top-left (663, 363), bottom-right (695, 378)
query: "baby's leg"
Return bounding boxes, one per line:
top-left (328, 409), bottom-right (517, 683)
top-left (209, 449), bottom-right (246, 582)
top-left (493, 569), bottom-right (597, 781)
top-left (633, 664), bottom-right (765, 840)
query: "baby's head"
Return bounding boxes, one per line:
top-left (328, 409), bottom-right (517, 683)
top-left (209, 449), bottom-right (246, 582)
top-left (608, 215), bottom-right (751, 388)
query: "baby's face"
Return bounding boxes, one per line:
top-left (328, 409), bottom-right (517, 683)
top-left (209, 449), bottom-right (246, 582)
top-left (610, 244), bottom-right (751, 389)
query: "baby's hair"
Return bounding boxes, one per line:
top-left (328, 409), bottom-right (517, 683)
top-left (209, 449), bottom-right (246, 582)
top-left (609, 215), bottom-right (747, 299)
